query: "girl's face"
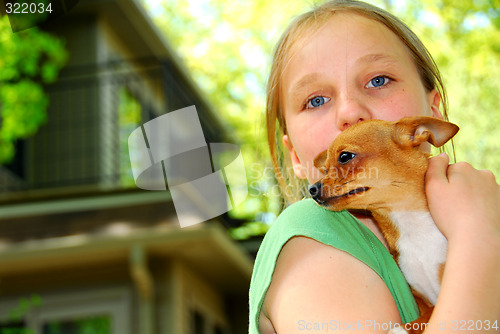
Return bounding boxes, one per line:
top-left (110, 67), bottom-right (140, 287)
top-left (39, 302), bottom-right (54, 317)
top-left (281, 13), bottom-right (442, 183)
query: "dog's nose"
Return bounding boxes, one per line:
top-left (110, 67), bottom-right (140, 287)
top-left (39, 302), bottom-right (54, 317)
top-left (308, 182), bottom-right (324, 204)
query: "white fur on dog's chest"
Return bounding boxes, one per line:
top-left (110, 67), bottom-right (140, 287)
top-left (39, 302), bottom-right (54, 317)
top-left (389, 211), bottom-right (448, 305)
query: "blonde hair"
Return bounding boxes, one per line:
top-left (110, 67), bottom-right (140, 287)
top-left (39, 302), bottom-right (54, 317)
top-left (266, 0), bottom-right (450, 205)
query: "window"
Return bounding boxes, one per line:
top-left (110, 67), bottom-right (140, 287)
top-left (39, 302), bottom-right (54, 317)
top-left (42, 315), bottom-right (110, 334)
top-left (189, 309), bottom-right (228, 334)
top-left (214, 325), bottom-right (225, 334)
top-left (0, 288), bottom-right (130, 334)
top-left (191, 310), bottom-right (204, 334)
top-left (0, 320), bottom-right (28, 334)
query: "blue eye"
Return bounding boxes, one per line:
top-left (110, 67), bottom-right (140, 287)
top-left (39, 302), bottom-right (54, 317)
top-left (306, 96), bottom-right (330, 109)
top-left (366, 76), bottom-right (390, 88)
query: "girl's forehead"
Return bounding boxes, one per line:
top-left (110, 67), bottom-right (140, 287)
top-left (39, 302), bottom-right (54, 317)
top-left (289, 13), bottom-right (408, 61)
top-left (282, 13), bottom-right (415, 81)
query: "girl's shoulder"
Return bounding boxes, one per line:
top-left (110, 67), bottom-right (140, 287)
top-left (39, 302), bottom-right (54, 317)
top-left (264, 198), bottom-right (372, 252)
top-left (271, 198), bottom-right (353, 229)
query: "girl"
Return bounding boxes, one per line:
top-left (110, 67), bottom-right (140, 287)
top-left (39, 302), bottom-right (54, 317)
top-left (249, 1), bottom-right (500, 333)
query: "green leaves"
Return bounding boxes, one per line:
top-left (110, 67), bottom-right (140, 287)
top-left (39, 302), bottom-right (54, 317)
top-left (0, 15), bottom-right (67, 163)
top-left (0, 80), bottom-right (48, 138)
top-left (404, 1), bottom-right (500, 177)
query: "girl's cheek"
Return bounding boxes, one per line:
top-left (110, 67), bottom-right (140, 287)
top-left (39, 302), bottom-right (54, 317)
top-left (308, 167), bottom-right (324, 184)
top-left (375, 96), bottom-right (414, 120)
top-left (392, 89), bottom-right (429, 117)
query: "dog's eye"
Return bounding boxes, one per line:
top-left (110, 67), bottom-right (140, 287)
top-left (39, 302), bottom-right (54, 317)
top-left (338, 151), bottom-right (356, 164)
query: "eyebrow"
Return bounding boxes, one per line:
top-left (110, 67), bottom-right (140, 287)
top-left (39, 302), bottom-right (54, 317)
top-left (355, 53), bottom-right (400, 66)
top-left (289, 72), bottom-right (323, 95)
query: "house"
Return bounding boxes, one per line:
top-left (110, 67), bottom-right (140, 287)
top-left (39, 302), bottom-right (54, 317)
top-left (0, 0), bottom-right (253, 333)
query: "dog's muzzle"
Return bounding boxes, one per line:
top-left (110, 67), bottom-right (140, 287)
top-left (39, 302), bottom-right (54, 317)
top-left (308, 182), bottom-right (324, 204)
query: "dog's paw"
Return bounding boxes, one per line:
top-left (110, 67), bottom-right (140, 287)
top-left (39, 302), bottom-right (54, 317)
top-left (388, 326), bottom-right (408, 334)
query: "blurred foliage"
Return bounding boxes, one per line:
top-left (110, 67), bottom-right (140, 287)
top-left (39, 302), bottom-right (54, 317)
top-left (0, 294), bottom-right (40, 334)
top-left (143, 0), bottom-right (499, 239)
top-left (118, 87), bottom-right (142, 187)
top-left (393, 0), bottom-right (500, 174)
top-left (7, 294), bottom-right (41, 321)
top-left (0, 15), bottom-right (67, 163)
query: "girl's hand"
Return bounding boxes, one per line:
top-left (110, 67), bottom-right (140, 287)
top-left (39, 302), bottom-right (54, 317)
top-left (425, 153), bottom-right (500, 246)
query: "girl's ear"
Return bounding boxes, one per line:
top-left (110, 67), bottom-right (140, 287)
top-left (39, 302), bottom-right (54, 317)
top-left (282, 135), bottom-right (306, 179)
top-left (429, 89), bottom-right (442, 119)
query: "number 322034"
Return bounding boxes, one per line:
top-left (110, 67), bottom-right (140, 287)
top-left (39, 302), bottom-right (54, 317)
top-left (5, 2), bottom-right (53, 14)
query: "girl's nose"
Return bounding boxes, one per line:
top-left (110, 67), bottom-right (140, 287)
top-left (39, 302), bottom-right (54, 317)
top-left (335, 95), bottom-right (371, 131)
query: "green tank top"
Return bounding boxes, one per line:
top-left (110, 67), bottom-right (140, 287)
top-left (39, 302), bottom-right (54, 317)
top-left (248, 199), bottom-right (419, 333)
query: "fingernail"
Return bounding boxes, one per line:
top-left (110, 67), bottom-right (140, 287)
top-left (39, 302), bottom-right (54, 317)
top-left (438, 152), bottom-right (448, 158)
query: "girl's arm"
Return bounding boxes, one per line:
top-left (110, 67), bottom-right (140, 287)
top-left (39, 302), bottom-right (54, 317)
top-left (262, 235), bottom-right (403, 334)
top-left (425, 154), bottom-right (500, 330)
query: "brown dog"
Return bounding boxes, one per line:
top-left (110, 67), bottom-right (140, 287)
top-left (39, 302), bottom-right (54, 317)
top-left (309, 116), bottom-right (459, 334)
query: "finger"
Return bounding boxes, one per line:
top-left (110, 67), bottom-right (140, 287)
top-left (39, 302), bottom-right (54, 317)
top-left (480, 169), bottom-right (498, 185)
top-left (426, 152), bottom-right (450, 184)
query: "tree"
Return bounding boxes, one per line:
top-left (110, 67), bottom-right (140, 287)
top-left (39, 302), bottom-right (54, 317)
top-left (390, 0), bottom-right (500, 177)
top-left (0, 15), bottom-right (67, 163)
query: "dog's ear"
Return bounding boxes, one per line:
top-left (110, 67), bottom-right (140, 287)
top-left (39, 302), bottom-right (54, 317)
top-left (314, 150), bottom-right (328, 174)
top-left (394, 116), bottom-right (459, 148)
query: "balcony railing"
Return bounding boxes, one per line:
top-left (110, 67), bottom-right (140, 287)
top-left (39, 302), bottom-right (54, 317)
top-left (0, 57), bottom-right (213, 198)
